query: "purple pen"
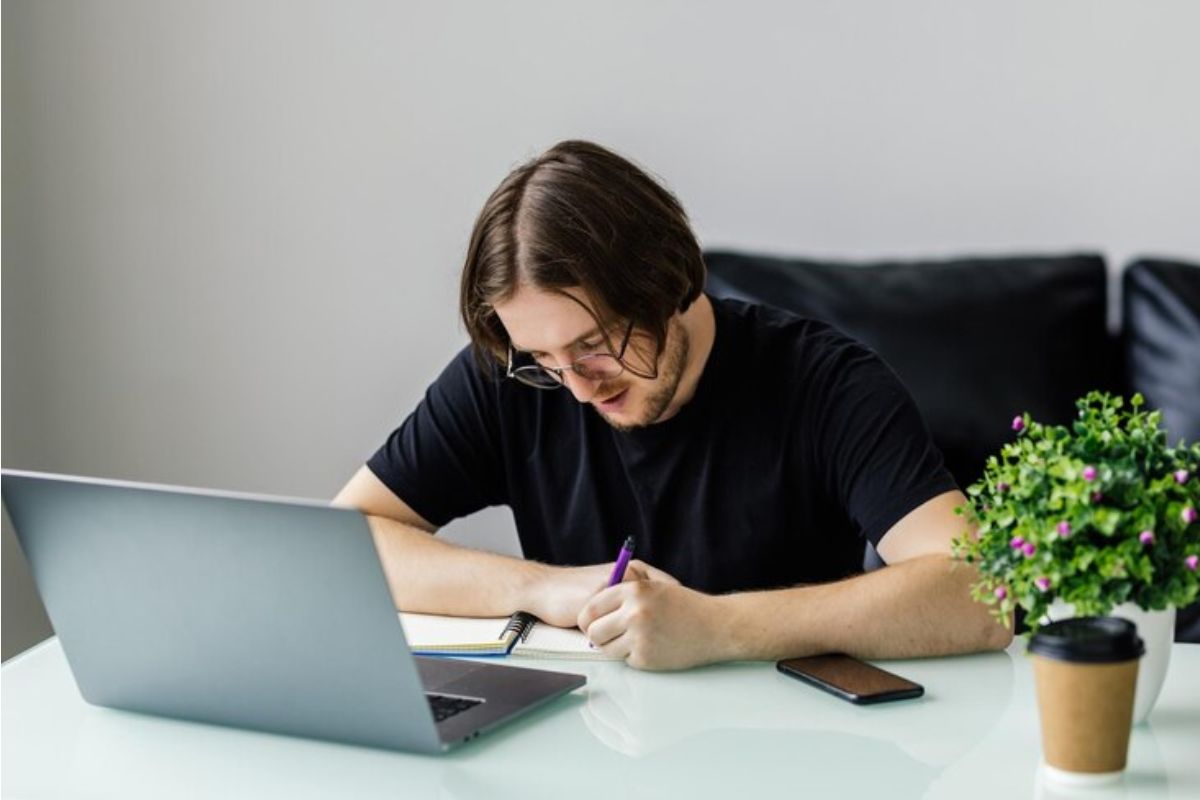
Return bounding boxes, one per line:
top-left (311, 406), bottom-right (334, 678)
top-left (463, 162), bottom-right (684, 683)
top-left (606, 536), bottom-right (636, 587)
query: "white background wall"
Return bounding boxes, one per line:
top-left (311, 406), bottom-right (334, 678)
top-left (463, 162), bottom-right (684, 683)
top-left (4, 0), bottom-right (1200, 659)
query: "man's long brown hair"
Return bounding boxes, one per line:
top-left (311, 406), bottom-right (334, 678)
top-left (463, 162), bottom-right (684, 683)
top-left (459, 140), bottom-right (705, 370)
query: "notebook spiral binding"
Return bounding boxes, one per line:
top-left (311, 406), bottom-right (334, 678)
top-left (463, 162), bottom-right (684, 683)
top-left (503, 612), bottom-right (537, 642)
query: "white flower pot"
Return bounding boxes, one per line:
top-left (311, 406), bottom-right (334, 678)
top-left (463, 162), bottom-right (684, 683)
top-left (1043, 600), bottom-right (1176, 726)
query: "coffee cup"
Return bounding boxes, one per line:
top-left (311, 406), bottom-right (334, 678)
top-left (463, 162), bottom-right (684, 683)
top-left (1028, 616), bottom-right (1145, 786)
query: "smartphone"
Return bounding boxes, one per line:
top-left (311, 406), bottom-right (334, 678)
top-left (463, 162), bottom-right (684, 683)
top-left (776, 654), bottom-right (924, 705)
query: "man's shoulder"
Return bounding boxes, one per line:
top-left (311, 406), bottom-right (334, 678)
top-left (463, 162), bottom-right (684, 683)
top-left (710, 295), bottom-right (868, 368)
top-left (432, 344), bottom-right (502, 394)
top-left (707, 295), bottom-right (898, 427)
top-left (435, 342), bottom-right (583, 433)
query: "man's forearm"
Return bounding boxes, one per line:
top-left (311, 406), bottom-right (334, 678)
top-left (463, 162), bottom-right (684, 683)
top-left (713, 555), bottom-right (1013, 661)
top-left (365, 515), bottom-right (543, 617)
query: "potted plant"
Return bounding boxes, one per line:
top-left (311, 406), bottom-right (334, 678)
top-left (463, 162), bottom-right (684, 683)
top-left (952, 391), bottom-right (1200, 724)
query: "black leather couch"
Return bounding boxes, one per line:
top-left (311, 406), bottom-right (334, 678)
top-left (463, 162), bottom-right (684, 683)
top-left (704, 252), bottom-right (1200, 642)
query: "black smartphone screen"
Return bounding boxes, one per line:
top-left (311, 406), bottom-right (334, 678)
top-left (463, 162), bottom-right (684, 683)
top-left (777, 654), bottom-right (924, 705)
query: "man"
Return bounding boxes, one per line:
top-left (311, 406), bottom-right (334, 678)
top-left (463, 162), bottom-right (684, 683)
top-left (335, 140), bottom-right (1012, 670)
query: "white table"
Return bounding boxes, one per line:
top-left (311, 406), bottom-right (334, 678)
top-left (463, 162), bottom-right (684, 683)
top-left (3, 638), bottom-right (1198, 799)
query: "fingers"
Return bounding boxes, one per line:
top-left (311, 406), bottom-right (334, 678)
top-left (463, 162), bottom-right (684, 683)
top-left (577, 583), bottom-right (626, 632)
top-left (622, 560), bottom-right (651, 582)
top-left (640, 561), bottom-right (681, 585)
top-left (583, 599), bottom-right (628, 647)
top-left (623, 559), bottom-right (680, 585)
top-left (593, 630), bottom-right (633, 661)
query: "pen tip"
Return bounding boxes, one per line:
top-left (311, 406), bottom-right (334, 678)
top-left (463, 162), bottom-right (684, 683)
top-left (623, 535), bottom-right (635, 549)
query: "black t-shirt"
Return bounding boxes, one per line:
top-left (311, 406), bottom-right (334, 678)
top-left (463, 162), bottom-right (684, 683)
top-left (367, 296), bottom-right (957, 594)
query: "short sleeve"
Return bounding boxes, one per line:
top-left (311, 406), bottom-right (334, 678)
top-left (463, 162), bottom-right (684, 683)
top-left (811, 338), bottom-right (958, 551)
top-left (366, 347), bottom-right (508, 527)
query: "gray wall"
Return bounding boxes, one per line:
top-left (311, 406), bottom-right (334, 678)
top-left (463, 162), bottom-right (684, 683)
top-left (4, 0), bottom-right (1200, 660)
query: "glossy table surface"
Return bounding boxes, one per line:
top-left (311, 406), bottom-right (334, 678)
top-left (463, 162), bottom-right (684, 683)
top-left (3, 637), bottom-right (1198, 799)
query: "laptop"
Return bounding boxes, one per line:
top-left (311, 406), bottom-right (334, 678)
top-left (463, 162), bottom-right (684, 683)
top-left (1, 469), bottom-right (585, 753)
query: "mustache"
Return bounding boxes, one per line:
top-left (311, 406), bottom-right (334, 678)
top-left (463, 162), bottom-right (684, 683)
top-left (592, 379), bottom-right (630, 403)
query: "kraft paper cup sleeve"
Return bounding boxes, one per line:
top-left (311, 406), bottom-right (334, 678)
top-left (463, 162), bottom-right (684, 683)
top-left (1032, 655), bottom-right (1140, 779)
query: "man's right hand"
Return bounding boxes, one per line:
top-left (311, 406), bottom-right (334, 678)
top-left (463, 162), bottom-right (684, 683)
top-left (523, 560), bottom-right (679, 629)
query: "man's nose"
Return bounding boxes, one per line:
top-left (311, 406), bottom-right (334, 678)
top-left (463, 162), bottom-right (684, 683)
top-left (561, 369), bottom-right (601, 402)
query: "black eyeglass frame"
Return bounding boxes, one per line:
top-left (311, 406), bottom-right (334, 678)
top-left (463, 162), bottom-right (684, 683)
top-left (505, 320), bottom-right (657, 389)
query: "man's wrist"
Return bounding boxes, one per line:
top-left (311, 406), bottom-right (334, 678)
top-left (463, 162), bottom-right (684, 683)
top-left (514, 559), bottom-right (553, 617)
top-left (707, 589), bottom-right (811, 663)
top-left (706, 592), bottom-right (759, 662)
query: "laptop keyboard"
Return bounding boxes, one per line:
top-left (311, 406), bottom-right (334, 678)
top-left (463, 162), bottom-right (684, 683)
top-left (426, 693), bottom-right (483, 723)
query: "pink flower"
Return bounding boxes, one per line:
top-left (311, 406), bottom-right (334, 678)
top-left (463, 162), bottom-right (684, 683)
top-left (1176, 470), bottom-right (1190, 485)
top-left (996, 482), bottom-right (1010, 493)
top-left (1139, 530), bottom-right (1155, 546)
top-left (994, 586), bottom-right (1008, 600)
top-left (1022, 542), bottom-right (1037, 557)
top-left (1056, 521), bottom-right (1071, 538)
top-left (1184, 507), bottom-right (1198, 525)
top-left (1010, 536), bottom-right (1026, 549)
top-left (1035, 576), bottom-right (1051, 592)
top-left (1091, 491), bottom-right (1104, 503)
top-left (1082, 465), bottom-right (1098, 482)
top-left (1012, 416), bottom-right (1025, 433)
top-left (1186, 555), bottom-right (1199, 572)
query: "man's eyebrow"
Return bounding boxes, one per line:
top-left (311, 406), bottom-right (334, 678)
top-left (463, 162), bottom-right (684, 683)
top-left (511, 326), bottom-right (603, 354)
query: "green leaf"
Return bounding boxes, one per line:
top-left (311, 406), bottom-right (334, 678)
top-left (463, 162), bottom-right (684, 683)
top-left (951, 390), bottom-right (1200, 619)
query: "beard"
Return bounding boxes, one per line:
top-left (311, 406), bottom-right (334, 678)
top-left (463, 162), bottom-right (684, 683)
top-left (595, 322), bottom-right (691, 432)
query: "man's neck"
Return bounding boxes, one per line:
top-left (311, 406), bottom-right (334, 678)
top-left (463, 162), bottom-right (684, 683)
top-left (658, 294), bottom-right (716, 422)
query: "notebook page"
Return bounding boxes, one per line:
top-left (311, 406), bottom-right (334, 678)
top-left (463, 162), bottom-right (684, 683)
top-left (512, 622), bottom-right (622, 661)
top-left (398, 613), bottom-right (514, 655)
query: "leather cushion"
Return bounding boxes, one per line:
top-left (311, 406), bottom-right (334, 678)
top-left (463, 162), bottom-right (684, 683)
top-left (1123, 258), bottom-right (1200, 443)
top-left (1123, 258), bottom-right (1200, 643)
top-left (704, 251), bottom-right (1118, 489)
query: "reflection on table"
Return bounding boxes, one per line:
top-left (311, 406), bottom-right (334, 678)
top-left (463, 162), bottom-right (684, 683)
top-left (3, 639), bottom-right (1197, 799)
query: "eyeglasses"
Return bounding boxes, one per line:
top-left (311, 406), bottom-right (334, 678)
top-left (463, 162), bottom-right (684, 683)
top-left (506, 320), bottom-right (646, 389)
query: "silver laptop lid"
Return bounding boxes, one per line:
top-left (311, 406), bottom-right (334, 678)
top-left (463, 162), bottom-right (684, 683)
top-left (1, 469), bottom-right (443, 753)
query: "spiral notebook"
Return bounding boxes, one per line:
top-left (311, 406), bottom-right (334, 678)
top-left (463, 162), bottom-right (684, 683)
top-left (398, 611), bottom-right (618, 660)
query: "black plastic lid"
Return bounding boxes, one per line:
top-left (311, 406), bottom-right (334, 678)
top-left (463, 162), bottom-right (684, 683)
top-left (1028, 617), bottom-right (1145, 663)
